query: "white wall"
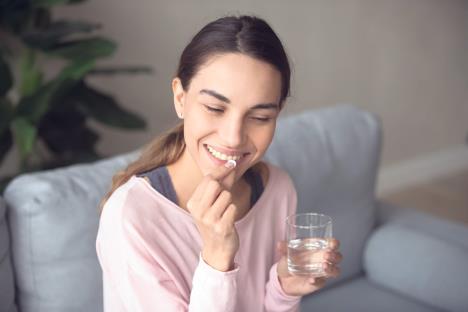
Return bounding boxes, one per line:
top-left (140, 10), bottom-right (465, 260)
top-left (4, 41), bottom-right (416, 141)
top-left (2, 0), bottom-right (467, 193)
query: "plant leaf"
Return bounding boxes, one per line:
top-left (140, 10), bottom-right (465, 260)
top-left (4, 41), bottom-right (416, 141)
top-left (0, 53), bottom-right (13, 96)
top-left (22, 20), bottom-right (102, 49)
top-left (38, 108), bottom-right (99, 154)
top-left (45, 37), bottom-right (116, 61)
top-left (40, 149), bottom-right (100, 171)
top-left (0, 97), bottom-right (14, 135)
top-left (58, 58), bottom-right (95, 80)
top-left (71, 82), bottom-right (146, 129)
top-left (89, 65), bottom-right (153, 76)
top-left (40, 122), bottom-right (99, 154)
top-left (15, 59), bottom-right (94, 122)
top-left (19, 48), bottom-right (43, 97)
top-left (32, 0), bottom-right (68, 6)
top-left (11, 117), bottom-right (37, 160)
top-left (0, 1), bottom-right (33, 34)
top-left (0, 128), bottom-right (13, 166)
top-left (32, 7), bottom-right (52, 29)
top-left (15, 82), bottom-right (58, 123)
top-left (31, 0), bottom-right (84, 7)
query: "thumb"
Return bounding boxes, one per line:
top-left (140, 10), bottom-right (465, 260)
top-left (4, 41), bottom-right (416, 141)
top-left (206, 159), bottom-right (237, 186)
top-left (206, 159), bottom-right (237, 180)
top-left (277, 240), bottom-right (288, 256)
top-left (276, 241), bottom-right (290, 277)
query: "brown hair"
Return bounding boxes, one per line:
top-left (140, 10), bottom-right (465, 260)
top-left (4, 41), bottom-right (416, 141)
top-left (99, 15), bottom-right (291, 214)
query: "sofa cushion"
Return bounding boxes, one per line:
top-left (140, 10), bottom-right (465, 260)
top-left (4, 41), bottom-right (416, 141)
top-left (300, 276), bottom-right (442, 312)
top-left (264, 104), bottom-right (381, 286)
top-left (364, 223), bottom-right (468, 312)
top-left (0, 196), bottom-right (18, 312)
top-left (3, 151), bottom-right (139, 312)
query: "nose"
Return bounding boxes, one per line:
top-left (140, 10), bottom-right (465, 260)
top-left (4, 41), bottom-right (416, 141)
top-left (218, 116), bottom-right (246, 148)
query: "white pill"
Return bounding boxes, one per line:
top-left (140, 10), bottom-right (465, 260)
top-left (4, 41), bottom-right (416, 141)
top-left (225, 159), bottom-right (237, 168)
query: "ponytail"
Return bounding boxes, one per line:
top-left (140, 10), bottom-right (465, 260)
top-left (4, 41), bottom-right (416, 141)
top-left (98, 122), bottom-right (185, 215)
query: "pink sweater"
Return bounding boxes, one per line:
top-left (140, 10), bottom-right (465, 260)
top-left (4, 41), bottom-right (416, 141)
top-left (96, 162), bottom-right (302, 311)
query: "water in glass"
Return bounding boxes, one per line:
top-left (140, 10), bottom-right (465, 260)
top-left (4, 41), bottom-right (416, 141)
top-left (287, 237), bottom-right (328, 276)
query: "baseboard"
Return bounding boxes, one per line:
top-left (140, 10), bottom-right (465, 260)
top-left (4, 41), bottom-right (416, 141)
top-left (377, 145), bottom-right (468, 197)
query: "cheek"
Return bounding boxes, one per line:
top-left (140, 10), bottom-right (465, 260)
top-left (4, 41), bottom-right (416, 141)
top-left (187, 104), bottom-right (219, 129)
top-left (184, 109), bottom-right (212, 136)
top-left (250, 124), bottom-right (276, 153)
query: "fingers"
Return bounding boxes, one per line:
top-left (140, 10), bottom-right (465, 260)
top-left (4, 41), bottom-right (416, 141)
top-left (206, 190), bottom-right (233, 220)
top-left (199, 180), bottom-right (224, 213)
top-left (277, 241), bottom-right (288, 256)
top-left (205, 161), bottom-right (237, 183)
top-left (277, 239), bottom-right (342, 258)
top-left (220, 203), bottom-right (237, 227)
top-left (280, 238), bottom-right (342, 281)
top-left (323, 262), bottom-right (341, 278)
top-left (187, 162), bottom-right (236, 214)
top-left (326, 238), bottom-right (340, 250)
top-left (324, 250), bottom-right (343, 263)
top-left (287, 245), bottom-right (326, 265)
top-left (308, 276), bottom-right (327, 286)
top-left (316, 248), bottom-right (342, 279)
top-left (187, 179), bottom-right (210, 213)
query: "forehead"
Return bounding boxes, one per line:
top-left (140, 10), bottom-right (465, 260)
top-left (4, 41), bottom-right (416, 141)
top-left (188, 53), bottom-right (282, 104)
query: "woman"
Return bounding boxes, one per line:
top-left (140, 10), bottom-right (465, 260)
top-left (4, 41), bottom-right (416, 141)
top-left (96, 15), bottom-right (342, 312)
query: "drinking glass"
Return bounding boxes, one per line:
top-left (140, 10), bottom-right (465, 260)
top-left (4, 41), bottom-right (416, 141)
top-left (286, 213), bottom-right (333, 276)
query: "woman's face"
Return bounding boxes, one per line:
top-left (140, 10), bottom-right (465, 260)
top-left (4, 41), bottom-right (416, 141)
top-left (172, 52), bottom-right (282, 181)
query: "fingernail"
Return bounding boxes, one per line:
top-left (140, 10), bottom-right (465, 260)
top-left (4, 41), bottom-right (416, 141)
top-left (225, 159), bottom-right (236, 168)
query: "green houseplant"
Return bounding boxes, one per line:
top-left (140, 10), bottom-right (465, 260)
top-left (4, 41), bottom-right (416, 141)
top-left (0, 0), bottom-right (151, 192)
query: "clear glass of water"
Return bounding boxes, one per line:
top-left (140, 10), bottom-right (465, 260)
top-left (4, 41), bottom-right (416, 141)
top-left (286, 213), bottom-right (333, 276)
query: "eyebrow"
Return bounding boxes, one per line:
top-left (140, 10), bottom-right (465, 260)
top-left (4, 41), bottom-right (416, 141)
top-left (199, 89), bottom-right (279, 111)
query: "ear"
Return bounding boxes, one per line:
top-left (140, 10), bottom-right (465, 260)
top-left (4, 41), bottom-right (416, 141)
top-left (172, 77), bottom-right (186, 118)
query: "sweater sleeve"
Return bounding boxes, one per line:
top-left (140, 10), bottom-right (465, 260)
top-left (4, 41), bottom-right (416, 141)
top-left (97, 197), bottom-right (240, 312)
top-left (190, 253), bottom-right (240, 312)
top-left (263, 263), bottom-right (301, 312)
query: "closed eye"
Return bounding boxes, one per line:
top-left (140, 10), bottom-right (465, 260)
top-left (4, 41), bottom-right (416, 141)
top-left (204, 105), bottom-right (272, 123)
top-left (205, 105), bottom-right (224, 113)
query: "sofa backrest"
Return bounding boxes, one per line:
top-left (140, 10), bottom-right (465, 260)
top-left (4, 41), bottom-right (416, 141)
top-left (3, 104), bottom-right (381, 311)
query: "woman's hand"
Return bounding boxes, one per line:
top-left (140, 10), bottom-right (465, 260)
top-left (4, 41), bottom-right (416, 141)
top-left (276, 238), bottom-right (342, 296)
top-left (186, 162), bottom-right (239, 272)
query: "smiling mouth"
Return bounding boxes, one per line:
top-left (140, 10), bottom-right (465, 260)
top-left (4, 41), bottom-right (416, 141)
top-left (204, 144), bottom-right (250, 161)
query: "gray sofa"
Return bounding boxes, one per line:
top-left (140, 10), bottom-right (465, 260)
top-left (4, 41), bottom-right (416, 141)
top-left (1, 104), bottom-right (467, 312)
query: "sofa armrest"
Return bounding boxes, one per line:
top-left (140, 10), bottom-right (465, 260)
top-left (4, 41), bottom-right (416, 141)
top-left (3, 149), bottom-right (140, 312)
top-left (376, 200), bottom-right (468, 250)
top-left (0, 197), bottom-right (18, 312)
top-left (364, 223), bottom-right (468, 312)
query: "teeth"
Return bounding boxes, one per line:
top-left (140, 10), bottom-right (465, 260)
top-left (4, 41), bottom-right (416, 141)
top-left (207, 145), bottom-right (243, 161)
